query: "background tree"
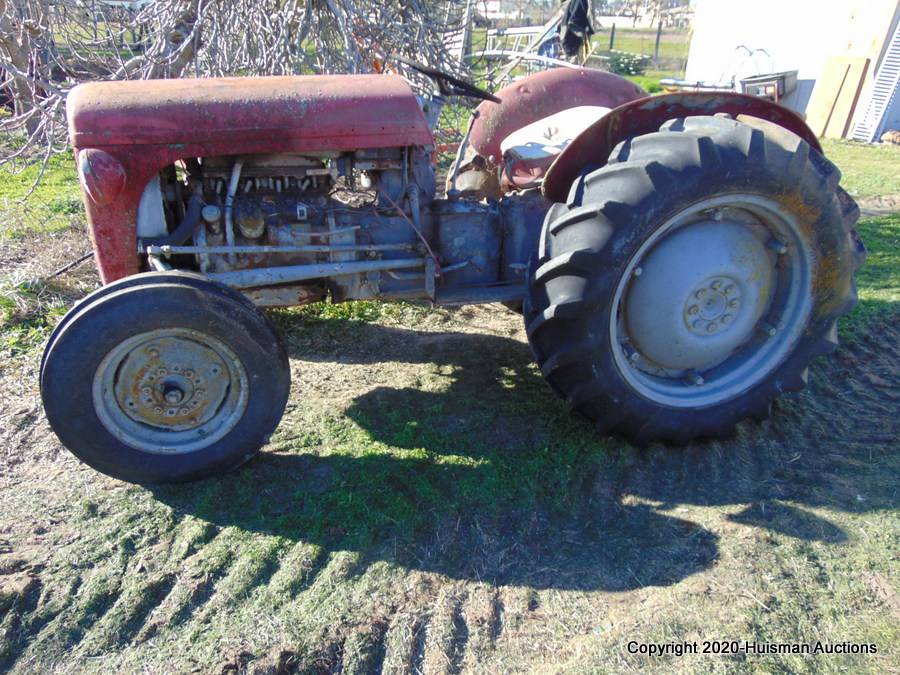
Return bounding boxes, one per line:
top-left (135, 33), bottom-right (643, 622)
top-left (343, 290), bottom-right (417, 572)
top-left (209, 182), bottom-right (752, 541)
top-left (0, 0), bottom-right (472, 181)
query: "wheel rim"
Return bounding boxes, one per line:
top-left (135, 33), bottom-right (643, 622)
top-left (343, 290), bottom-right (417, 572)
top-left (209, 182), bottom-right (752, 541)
top-left (93, 328), bottom-right (249, 454)
top-left (610, 194), bottom-right (813, 408)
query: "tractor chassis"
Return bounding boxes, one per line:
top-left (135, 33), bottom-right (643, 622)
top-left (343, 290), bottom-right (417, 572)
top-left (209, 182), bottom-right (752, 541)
top-left (145, 191), bottom-right (548, 308)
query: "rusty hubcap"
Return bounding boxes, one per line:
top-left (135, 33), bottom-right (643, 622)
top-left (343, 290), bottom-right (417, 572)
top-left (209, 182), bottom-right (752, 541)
top-left (610, 194), bottom-right (813, 408)
top-left (93, 328), bottom-right (248, 454)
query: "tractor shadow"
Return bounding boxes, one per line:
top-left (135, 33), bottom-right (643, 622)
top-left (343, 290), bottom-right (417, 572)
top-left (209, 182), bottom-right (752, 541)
top-left (153, 310), bottom-right (897, 591)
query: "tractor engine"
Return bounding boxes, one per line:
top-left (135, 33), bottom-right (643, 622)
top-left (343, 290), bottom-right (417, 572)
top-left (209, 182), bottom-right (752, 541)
top-left (145, 147), bottom-right (546, 306)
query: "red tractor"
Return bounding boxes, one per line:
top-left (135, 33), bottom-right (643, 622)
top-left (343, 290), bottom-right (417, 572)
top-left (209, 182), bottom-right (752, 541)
top-left (40, 64), bottom-right (865, 483)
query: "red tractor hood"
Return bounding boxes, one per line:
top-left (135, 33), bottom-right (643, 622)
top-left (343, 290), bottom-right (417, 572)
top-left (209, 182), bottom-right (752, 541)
top-left (67, 74), bottom-right (433, 151)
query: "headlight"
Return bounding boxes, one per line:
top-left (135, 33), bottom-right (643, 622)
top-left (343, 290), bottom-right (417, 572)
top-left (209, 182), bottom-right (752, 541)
top-left (78, 148), bottom-right (126, 206)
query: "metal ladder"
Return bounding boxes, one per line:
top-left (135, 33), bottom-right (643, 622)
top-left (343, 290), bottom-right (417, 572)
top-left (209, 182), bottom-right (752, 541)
top-left (851, 21), bottom-right (900, 142)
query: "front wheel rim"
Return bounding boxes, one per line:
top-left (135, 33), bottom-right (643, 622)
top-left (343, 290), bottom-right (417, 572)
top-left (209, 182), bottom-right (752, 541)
top-left (610, 194), bottom-right (813, 408)
top-left (93, 328), bottom-right (249, 454)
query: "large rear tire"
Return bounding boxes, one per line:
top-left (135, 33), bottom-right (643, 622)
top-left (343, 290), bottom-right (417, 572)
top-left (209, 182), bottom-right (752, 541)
top-left (525, 114), bottom-right (865, 445)
top-left (41, 276), bottom-right (290, 483)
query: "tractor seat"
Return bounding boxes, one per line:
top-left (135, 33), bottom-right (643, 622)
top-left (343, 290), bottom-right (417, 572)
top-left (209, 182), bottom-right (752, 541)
top-left (499, 105), bottom-right (611, 189)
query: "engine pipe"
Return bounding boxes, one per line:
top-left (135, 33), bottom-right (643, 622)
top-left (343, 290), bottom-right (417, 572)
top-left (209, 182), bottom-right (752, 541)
top-left (207, 257), bottom-right (426, 290)
top-left (140, 193), bottom-right (203, 248)
top-left (224, 159), bottom-right (244, 254)
top-left (447, 110), bottom-right (479, 197)
top-left (148, 243), bottom-right (416, 256)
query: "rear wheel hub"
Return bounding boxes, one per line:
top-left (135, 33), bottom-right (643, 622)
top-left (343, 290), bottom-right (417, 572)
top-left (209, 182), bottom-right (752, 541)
top-left (612, 195), bottom-right (813, 408)
top-left (624, 219), bottom-right (773, 373)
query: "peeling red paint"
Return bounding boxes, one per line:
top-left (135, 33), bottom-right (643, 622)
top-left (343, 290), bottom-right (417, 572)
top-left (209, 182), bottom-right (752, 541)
top-left (468, 68), bottom-right (646, 165)
top-left (77, 148), bottom-right (127, 207)
top-left (67, 74), bottom-right (432, 149)
top-left (66, 74), bottom-right (433, 283)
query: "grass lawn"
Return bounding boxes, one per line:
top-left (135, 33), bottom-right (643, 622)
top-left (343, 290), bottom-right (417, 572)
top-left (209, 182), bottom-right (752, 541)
top-left (821, 139), bottom-right (900, 199)
top-left (845, 213), bottom-right (900, 337)
top-left (0, 129), bottom-right (896, 673)
top-left (0, 153), bottom-right (82, 239)
top-left (624, 69), bottom-right (684, 93)
top-left (593, 28), bottom-right (691, 62)
top-left (820, 139), bottom-right (900, 337)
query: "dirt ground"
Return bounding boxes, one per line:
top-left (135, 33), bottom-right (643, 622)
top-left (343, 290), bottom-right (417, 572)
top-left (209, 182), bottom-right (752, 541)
top-left (0, 198), bottom-right (897, 673)
top-left (859, 194), bottom-right (900, 217)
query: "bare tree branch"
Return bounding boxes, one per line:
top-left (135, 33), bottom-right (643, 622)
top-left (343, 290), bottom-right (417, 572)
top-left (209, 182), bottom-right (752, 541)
top-left (0, 0), bottom-right (474, 184)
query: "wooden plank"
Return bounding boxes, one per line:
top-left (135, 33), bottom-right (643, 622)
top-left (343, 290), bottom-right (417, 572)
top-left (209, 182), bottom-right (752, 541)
top-left (824, 57), bottom-right (870, 139)
top-left (806, 56), bottom-right (870, 138)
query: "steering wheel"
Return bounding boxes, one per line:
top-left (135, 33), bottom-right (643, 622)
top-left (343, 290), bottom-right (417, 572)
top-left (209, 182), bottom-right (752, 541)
top-left (394, 56), bottom-right (501, 104)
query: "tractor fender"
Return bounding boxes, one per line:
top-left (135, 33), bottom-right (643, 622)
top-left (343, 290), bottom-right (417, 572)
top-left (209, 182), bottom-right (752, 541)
top-left (541, 91), bottom-right (822, 203)
top-left (468, 68), bottom-right (646, 165)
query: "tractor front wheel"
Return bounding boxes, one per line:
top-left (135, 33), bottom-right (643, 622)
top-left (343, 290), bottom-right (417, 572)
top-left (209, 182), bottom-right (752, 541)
top-left (525, 114), bottom-right (865, 445)
top-left (41, 275), bottom-right (290, 483)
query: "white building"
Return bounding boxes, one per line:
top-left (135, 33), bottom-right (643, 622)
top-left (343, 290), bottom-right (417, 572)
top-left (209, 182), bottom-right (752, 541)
top-left (685, 0), bottom-right (900, 138)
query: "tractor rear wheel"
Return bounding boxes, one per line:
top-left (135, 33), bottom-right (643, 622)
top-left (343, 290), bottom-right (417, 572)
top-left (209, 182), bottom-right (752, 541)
top-left (41, 276), bottom-right (289, 483)
top-left (525, 114), bottom-right (865, 445)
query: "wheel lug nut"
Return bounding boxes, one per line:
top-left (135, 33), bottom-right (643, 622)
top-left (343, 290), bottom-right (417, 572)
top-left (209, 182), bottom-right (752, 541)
top-left (711, 280), bottom-right (721, 290)
top-left (184, 370), bottom-right (194, 378)
top-left (758, 322), bottom-right (777, 337)
top-left (148, 348), bottom-right (159, 358)
top-left (179, 407), bottom-right (188, 415)
top-left (695, 289), bottom-right (706, 298)
top-left (707, 323), bottom-right (718, 333)
top-left (722, 314), bottom-right (733, 323)
top-left (688, 305), bottom-right (699, 315)
top-left (154, 406), bottom-right (163, 414)
top-left (766, 238), bottom-right (788, 255)
top-left (724, 284), bottom-right (735, 295)
top-left (729, 299), bottom-right (739, 308)
top-left (157, 368), bottom-right (167, 376)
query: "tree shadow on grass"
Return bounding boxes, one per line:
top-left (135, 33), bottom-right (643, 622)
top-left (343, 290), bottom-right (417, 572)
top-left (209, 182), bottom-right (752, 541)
top-left (153, 310), bottom-right (897, 591)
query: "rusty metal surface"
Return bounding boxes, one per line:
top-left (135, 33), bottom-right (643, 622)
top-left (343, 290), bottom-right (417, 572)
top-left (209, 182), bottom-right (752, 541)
top-left (93, 328), bottom-right (249, 455)
top-left (243, 285), bottom-right (325, 307)
top-left (542, 91), bottom-right (823, 203)
top-left (207, 257), bottom-right (426, 290)
top-left (67, 74), bottom-right (432, 150)
top-left (67, 74), bottom-right (433, 283)
top-left (77, 148), bottom-right (127, 206)
top-left (114, 334), bottom-right (230, 430)
top-left (468, 68), bottom-right (646, 165)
